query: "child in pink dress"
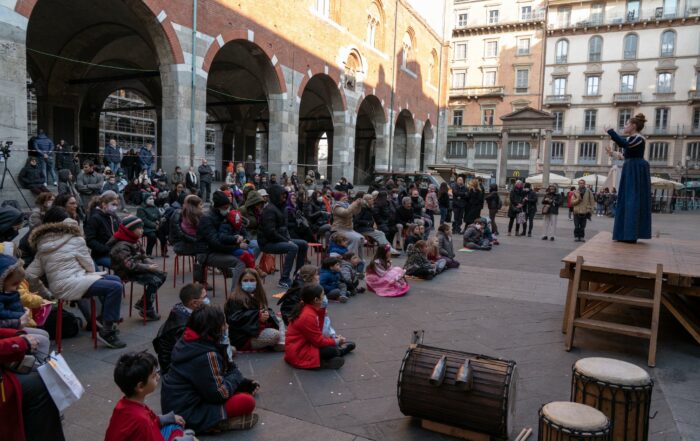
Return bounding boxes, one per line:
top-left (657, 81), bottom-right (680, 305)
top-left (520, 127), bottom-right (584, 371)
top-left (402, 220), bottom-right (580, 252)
top-left (365, 244), bottom-right (409, 297)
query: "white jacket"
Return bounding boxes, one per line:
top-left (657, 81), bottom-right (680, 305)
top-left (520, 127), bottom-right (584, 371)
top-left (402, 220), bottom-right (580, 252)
top-left (26, 218), bottom-right (104, 301)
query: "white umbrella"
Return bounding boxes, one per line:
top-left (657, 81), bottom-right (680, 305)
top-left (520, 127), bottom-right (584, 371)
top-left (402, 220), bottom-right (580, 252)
top-left (651, 176), bottom-right (683, 190)
top-left (525, 173), bottom-right (571, 186)
top-left (603, 167), bottom-right (621, 191)
top-left (578, 174), bottom-right (608, 188)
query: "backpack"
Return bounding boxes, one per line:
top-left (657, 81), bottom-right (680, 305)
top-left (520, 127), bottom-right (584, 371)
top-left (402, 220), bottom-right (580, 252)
top-left (40, 306), bottom-right (83, 341)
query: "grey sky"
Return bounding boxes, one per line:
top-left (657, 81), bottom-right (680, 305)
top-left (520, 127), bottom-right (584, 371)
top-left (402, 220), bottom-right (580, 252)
top-left (407, 0), bottom-right (447, 37)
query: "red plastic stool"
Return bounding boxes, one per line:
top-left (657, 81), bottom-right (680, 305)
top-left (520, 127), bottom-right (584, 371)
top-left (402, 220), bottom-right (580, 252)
top-left (203, 266), bottom-right (228, 298)
top-left (307, 243), bottom-right (324, 266)
top-left (127, 282), bottom-right (160, 325)
top-left (56, 298), bottom-right (97, 352)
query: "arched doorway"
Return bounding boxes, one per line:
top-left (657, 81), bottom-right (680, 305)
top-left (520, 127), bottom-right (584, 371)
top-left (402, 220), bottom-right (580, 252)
top-left (393, 109), bottom-right (415, 172)
top-left (26, 0), bottom-right (175, 161)
top-left (206, 40), bottom-right (281, 179)
top-left (354, 95), bottom-right (386, 184)
top-left (420, 120), bottom-right (434, 171)
top-left (298, 74), bottom-right (346, 181)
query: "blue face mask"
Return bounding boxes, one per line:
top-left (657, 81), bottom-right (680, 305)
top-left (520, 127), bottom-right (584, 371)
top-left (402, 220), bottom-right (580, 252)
top-left (321, 295), bottom-right (329, 309)
top-left (201, 297), bottom-right (211, 305)
top-left (241, 281), bottom-right (257, 293)
top-left (220, 327), bottom-right (230, 346)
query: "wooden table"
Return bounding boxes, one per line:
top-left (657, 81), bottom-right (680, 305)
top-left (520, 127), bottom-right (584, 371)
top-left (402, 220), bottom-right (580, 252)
top-left (560, 232), bottom-right (700, 354)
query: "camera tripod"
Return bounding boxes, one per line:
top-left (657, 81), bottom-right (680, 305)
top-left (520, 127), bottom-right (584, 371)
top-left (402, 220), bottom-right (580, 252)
top-left (0, 155), bottom-right (32, 210)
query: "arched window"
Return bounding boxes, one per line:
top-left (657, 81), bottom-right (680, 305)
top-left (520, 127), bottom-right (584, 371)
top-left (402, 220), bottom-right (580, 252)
top-left (429, 49), bottom-right (439, 86)
top-left (555, 39), bottom-right (568, 64)
top-left (660, 30), bottom-right (675, 57)
top-left (623, 33), bottom-right (638, 59)
top-left (366, 2), bottom-right (383, 49)
top-left (402, 28), bottom-right (416, 68)
top-left (588, 35), bottom-right (602, 62)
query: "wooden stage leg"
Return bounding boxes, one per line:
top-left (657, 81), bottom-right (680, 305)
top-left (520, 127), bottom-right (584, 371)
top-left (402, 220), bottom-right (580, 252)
top-left (421, 420), bottom-right (490, 441)
top-left (565, 256), bottom-right (584, 351)
top-left (648, 264), bottom-right (663, 367)
top-left (562, 277), bottom-right (574, 333)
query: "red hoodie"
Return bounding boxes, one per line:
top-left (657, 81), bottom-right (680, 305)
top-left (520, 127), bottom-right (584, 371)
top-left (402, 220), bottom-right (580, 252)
top-left (284, 305), bottom-right (336, 369)
top-left (105, 398), bottom-right (166, 441)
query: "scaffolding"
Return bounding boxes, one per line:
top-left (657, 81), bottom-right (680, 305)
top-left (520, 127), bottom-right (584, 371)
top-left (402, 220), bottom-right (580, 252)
top-left (99, 89), bottom-right (157, 152)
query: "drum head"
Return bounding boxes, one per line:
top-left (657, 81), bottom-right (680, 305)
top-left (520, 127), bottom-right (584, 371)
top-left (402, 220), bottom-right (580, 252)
top-left (575, 357), bottom-right (651, 386)
top-left (542, 402), bottom-right (609, 432)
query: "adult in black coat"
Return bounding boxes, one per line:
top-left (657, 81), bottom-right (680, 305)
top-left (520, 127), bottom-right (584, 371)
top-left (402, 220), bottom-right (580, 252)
top-left (484, 184), bottom-right (502, 235)
top-left (451, 177), bottom-right (468, 234)
top-left (541, 185), bottom-right (562, 241)
top-left (507, 182), bottom-right (527, 236)
top-left (464, 181), bottom-right (485, 226)
top-left (522, 182), bottom-right (538, 237)
top-left (161, 305), bottom-right (260, 432)
top-left (54, 139), bottom-right (73, 172)
top-left (83, 192), bottom-right (120, 267)
top-left (152, 283), bottom-right (207, 374)
top-left (302, 191), bottom-right (331, 241)
top-left (259, 185), bottom-right (307, 289)
top-left (195, 191), bottom-right (246, 290)
top-left (18, 157), bottom-right (49, 195)
top-left (334, 177), bottom-right (354, 193)
top-left (372, 191), bottom-right (396, 244)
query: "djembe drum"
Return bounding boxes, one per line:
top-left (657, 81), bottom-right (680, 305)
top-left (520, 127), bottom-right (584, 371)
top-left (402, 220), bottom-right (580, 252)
top-left (571, 358), bottom-right (653, 441)
top-left (397, 344), bottom-right (517, 440)
top-left (539, 401), bottom-right (611, 441)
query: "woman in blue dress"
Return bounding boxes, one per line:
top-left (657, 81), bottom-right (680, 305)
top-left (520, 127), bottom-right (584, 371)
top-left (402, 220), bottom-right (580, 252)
top-left (604, 113), bottom-right (652, 243)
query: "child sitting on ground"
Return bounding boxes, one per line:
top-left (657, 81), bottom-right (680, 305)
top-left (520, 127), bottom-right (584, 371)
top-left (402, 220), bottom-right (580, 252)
top-left (105, 351), bottom-right (195, 441)
top-left (108, 216), bottom-right (167, 321)
top-left (404, 240), bottom-right (445, 280)
top-left (328, 233), bottom-right (349, 257)
top-left (365, 244), bottom-right (409, 297)
top-left (0, 254), bottom-right (51, 356)
top-left (339, 252), bottom-right (365, 296)
top-left (284, 284), bottom-right (355, 370)
top-left (403, 223), bottom-right (424, 249)
top-left (278, 265), bottom-right (318, 325)
top-left (463, 219), bottom-right (492, 251)
top-left (219, 210), bottom-right (256, 270)
top-left (436, 224), bottom-right (461, 269)
top-left (319, 257), bottom-right (349, 303)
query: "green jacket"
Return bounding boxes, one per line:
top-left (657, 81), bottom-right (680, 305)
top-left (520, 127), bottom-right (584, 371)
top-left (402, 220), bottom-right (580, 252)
top-left (137, 205), bottom-right (160, 234)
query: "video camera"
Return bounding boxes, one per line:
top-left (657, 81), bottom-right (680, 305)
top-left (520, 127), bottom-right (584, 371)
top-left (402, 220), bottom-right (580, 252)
top-left (1, 141), bottom-right (12, 159)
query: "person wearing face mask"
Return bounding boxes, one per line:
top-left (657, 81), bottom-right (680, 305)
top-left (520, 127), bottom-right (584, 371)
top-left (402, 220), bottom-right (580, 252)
top-left (571, 179), bottom-right (595, 242)
top-left (137, 193), bottom-right (161, 257)
top-left (84, 191), bottom-right (120, 268)
top-left (224, 269), bottom-right (282, 352)
top-left (463, 219), bottom-right (492, 250)
top-left (153, 283), bottom-right (209, 374)
top-left (75, 160), bottom-right (104, 209)
top-left (507, 180), bottom-right (526, 236)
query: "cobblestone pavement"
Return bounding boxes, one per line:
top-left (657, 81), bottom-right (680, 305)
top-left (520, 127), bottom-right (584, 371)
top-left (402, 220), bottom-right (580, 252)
top-left (59, 211), bottom-right (700, 440)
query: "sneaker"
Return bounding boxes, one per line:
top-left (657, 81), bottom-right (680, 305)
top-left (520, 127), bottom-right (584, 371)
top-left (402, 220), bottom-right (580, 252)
top-left (550, 237), bottom-right (555, 241)
top-left (527, 233), bottom-right (532, 237)
top-left (278, 280), bottom-right (291, 289)
top-left (339, 341), bottom-right (356, 356)
top-left (139, 310), bottom-right (161, 321)
top-left (390, 247), bottom-right (401, 256)
top-left (319, 357), bottom-right (345, 369)
top-left (97, 330), bottom-right (127, 349)
top-left (542, 236), bottom-right (548, 240)
top-left (216, 413), bottom-right (260, 431)
top-left (339, 295), bottom-right (349, 303)
top-left (357, 287), bottom-right (366, 294)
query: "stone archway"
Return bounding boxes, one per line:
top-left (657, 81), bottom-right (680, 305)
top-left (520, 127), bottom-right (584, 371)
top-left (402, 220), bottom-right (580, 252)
top-left (354, 95), bottom-right (386, 184)
top-left (298, 74), bottom-right (346, 181)
top-left (392, 109), bottom-right (415, 172)
top-left (420, 120), bottom-right (434, 171)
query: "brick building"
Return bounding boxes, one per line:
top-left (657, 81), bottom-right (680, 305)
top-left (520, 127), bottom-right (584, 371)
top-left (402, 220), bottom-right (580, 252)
top-left (0, 0), bottom-right (448, 183)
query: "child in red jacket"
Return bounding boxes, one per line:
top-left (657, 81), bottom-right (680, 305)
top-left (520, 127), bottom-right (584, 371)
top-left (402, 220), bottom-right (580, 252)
top-left (283, 285), bottom-right (355, 369)
top-left (105, 352), bottom-right (195, 441)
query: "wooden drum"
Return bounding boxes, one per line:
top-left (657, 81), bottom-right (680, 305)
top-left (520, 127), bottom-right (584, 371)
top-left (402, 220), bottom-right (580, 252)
top-left (571, 358), bottom-right (653, 441)
top-left (539, 402), bottom-right (611, 441)
top-left (397, 344), bottom-right (517, 440)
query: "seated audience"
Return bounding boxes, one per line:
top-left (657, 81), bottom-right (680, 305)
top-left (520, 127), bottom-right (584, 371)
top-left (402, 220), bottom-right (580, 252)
top-left (463, 219), bottom-right (492, 250)
top-left (436, 224), bottom-right (460, 269)
top-left (18, 157), bottom-right (50, 195)
top-left (365, 244), bottom-right (409, 297)
top-left (339, 252), bottom-right (365, 296)
top-left (404, 240), bottom-right (445, 280)
top-left (320, 257), bottom-right (349, 303)
top-left (84, 191), bottom-right (120, 268)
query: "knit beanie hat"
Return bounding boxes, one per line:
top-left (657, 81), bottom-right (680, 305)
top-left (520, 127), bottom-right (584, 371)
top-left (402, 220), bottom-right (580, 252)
top-left (212, 190), bottom-right (231, 208)
top-left (141, 192), bottom-right (153, 203)
top-left (332, 191), bottom-right (346, 201)
top-left (0, 254), bottom-right (22, 292)
top-left (121, 215), bottom-right (144, 231)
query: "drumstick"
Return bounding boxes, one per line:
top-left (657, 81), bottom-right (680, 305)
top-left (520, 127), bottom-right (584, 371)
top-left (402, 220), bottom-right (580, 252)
top-left (515, 427), bottom-right (532, 441)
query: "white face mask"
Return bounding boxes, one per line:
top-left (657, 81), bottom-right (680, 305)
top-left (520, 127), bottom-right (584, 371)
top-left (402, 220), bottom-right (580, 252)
top-left (107, 204), bottom-right (119, 213)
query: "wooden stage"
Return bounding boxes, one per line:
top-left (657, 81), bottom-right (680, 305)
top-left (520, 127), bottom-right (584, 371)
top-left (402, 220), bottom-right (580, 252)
top-left (560, 231), bottom-right (700, 366)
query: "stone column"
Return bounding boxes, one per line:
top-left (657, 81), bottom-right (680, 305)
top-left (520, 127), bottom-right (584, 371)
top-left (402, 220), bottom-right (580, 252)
top-left (0, 6), bottom-right (28, 179)
top-left (543, 129), bottom-right (552, 188)
top-left (374, 119), bottom-right (390, 172)
top-left (332, 108), bottom-right (354, 181)
top-left (497, 130), bottom-right (509, 187)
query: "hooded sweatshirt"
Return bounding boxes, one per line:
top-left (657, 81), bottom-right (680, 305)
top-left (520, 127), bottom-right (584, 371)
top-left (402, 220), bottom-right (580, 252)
top-left (259, 185), bottom-right (291, 246)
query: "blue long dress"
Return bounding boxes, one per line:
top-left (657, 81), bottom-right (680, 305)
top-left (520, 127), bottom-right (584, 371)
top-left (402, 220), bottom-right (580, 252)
top-left (607, 129), bottom-right (652, 241)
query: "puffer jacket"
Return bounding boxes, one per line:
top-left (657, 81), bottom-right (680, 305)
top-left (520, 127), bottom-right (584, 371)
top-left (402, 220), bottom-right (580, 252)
top-left (103, 143), bottom-right (121, 164)
top-left (107, 235), bottom-right (154, 279)
top-left (258, 185), bottom-right (291, 247)
top-left (32, 133), bottom-right (54, 155)
top-left (137, 204), bottom-right (160, 235)
top-left (403, 244), bottom-right (433, 275)
top-left (196, 209), bottom-right (240, 254)
top-left (18, 159), bottom-right (45, 188)
top-left (284, 304), bottom-right (335, 369)
top-left (25, 219), bottom-right (103, 301)
top-left (372, 200), bottom-right (393, 231)
top-left (169, 210), bottom-right (207, 256)
top-left (452, 184), bottom-right (468, 208)
top-left (436, 231), bottom-right (456, 259)
top-left (152, 303), bottom-right (190, 374)
top-left (331, 199), bottom-right (362, 231)
top-left (224, 296), bottom-right (279, 350)
top-left (508, 188), bottom-right (526, 218)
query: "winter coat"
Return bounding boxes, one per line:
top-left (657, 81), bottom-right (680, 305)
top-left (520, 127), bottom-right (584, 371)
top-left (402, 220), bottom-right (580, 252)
top-left (404, 245), bottom-right (433, 275)
top-left (463, 225), bottom-right (484, 245)
top-left (121, 152), bottom-right (139, 170)
top-left (508, 188), bottom-right (526, 218)
top-left (152, 303), bottom-right (191, 374)
top-left (101, 181), bottom-right (120, 195)
top-left (371, 200), bottom-right (393, 231)
top-left (438, 191), bottom-right (450, 209)
top-left (395, 205), bottom-right (415, 226)
top-left (485, 190), bottom-right (501, 211)
top-left (319, 268), bottom-right (341, 293)
top-left (54, 145), bottom-right (73, 171)
top-left (331, 199), bottom-right (362, 231)
top-left (240, 191), bottom-right (264, 238)
top-left (170, 172), bottom-right (185, 189)
top-left (25, 219), bottom-right (103, 301)
top-left (258, 185), bottom-right (291, 247)
top-left (197, 164), bottom-right (213, 183)
top-left (161, 328), bottom-right (252, 432)
top-left (425, 192), bottom-right (438, 211)
top-left (107, 236), bottom-right (155, 280)
top-left (465, 189), bottom-right (485, 224)
top-left (452, 184), bottom-right (468, 208)
top-left (572, 188), bottom-right (595, 215)
top-left (18, 159), bottom-right (45, 189)
top-left (523, 190), bottom-right (538, 216)
top-left (0, 291), bottom-right (24, 321)
top-left (328, 241), bottom-right (348, 257)
top-left (84, 208), bottom-right (119, 259)
top-left (57, 169), bottom-right (81, 204)
top-left (436, 231), bottom-right (456, 259)
top-left (353, 207), bottom-right (375, 234)
top-left (32, 133), bottom-right (54, 155)
top-left (302, 200), bottom-right (329, 230)
top-left (75, 171), bottom-right (104, 207)
top-left (137, 204), bottom-right (161, 235)
top-left (410, 196), bottom-right (425, 218)
top-left (339, 260), bottom-right (357, 286)
top-left (0, 328), bottom-right (31, 441)
top-left (105, 397), bottom-right (195, 441)
top-left (138, 147), bottom-right (154, 169)
top-left (196, 209), bottom-right (240, 254)
top-left (169, 210), bottom-right (207, 256)
top-left (103, 144), bottom-right (121, 164)
top-left (542, 192), bottom-right (561, 216)
top-left (334, 181), bottom-right (354, 192)
top-left (224, 296), bottom-right (279, 350)
top-left (284, 305), bottom-right (335, 369)
top-left (244, 160), bottom-right (256, 177)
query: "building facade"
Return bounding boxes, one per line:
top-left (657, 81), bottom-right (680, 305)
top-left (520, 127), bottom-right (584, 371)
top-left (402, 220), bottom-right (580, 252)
top-left (544, 0), bottom-right (700, 183)
top-left (0, 0), bottom-right (448, 184)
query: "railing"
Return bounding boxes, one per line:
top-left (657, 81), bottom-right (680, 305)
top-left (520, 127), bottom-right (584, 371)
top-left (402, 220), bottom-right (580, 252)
top-left (544, 95), bottom-right (572, 106)
top-left (519, 10), bottom-right (547, 22)
top-left (551, 125), bottom-right (696, 137)
top-left (448, 125), bottom-right (503, 136)
top-left (689, 90), bottom-right (700, 101)
top-left (613, 92), bottom-right (642, 103)
top-left (551, 157), bottom-right (565, 164)
top-left (653, 127), bottom-right (669, 135)
top-left (547, 8), bottom-right (697, 29)
top-left (449, 86), bottom-right (505, 98)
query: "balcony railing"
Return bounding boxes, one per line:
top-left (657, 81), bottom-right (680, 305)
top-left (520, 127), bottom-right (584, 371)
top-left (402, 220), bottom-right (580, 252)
top-left (448, 125), bottom-right (503, 136)
top-left (519, 10), bottom-right (547, 22)
top-left (551, 125), bottom-right (696, 137)
top-left (613, 92), bottom-right (642, 104)
top-left (449, 86), bottom-right (505, 99)
top-left (689, 90), bottom-right (700, 103)
top-left (547, 8), bottom-right (697, 30)
top-left (544, 95), bottom-right (572, 106)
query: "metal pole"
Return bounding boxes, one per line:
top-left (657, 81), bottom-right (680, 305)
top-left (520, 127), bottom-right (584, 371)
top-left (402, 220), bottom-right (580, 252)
top-left (190, 0), bottom-right (198, 167)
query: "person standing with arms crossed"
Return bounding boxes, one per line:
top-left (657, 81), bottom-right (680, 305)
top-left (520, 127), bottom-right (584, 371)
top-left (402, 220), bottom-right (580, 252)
top-left (571, 179), bottom-right (595, 242)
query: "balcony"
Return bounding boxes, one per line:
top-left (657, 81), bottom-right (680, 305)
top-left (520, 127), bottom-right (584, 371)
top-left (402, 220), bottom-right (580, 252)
top-left (449, 86), bottom-right (505, 100)
top-left (547, 8), bottom-right (695, 30)
top-left (519, 10), bottom-right (546, 22)
top-left (613, 92), bottom-right (642, 105)
top-left (689, 90), bottom-right (700, 104)
top-left (544, 95), bottom-right (572, 107)
top-left (448, 125), bottom-right (503, 137)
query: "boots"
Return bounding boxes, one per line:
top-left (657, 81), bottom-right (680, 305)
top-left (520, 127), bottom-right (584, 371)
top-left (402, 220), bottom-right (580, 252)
top-left (134, 291), bottom-right (161, 321)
